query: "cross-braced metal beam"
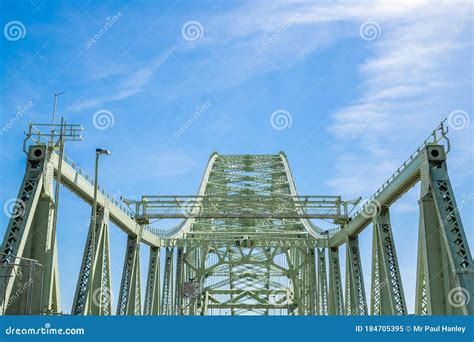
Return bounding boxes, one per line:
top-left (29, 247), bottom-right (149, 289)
top-left (117, 236), bottom-right (141, 315)
top-left (143, 247), bottom-right (160, 315)
top-left (161, 247), bottom-right (175, 315)
top-left (370, 206), bottom-right (406, 315)
top-left (328, 247), bottom-right (344, 315)
top-left (0, 145), bottom-right (60, 315)
top-left (415, 145), bottom-right (473, 315)
top-left (316, 248), bottom-right (328, 315)
top-left (345, 236), bottom-right (367, 315)
top-left (72, 206), bottom-right (112, 315)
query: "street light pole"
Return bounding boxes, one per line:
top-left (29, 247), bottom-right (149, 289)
top-left (50, 92), bottom-right (65, 144)
top-left (88, 148), bottom-right (111, 315)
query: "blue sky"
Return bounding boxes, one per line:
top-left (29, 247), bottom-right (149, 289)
top-left (1, 0), bottom-right (473, 314)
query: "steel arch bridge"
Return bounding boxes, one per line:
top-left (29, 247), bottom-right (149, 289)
top-left (0, 120), bottom-right (472, 316)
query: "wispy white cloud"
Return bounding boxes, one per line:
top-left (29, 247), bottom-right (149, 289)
top-left (182, 0), bottom-right (472, 198)
top-left (69, 48), bottom-right (174, 112)
top-left (325, 1), bottom-right (473, 197)
top-left (70, 0), bottom-right (472, 198)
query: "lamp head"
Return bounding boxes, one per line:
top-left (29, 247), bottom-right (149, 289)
top-left (96, 148), bottom-right (111, 155)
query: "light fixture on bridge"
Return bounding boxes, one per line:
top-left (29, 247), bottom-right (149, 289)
top-left (96, 148), bottom-right (111, 155)
top-left (89, 147), bottom-right (111, 314)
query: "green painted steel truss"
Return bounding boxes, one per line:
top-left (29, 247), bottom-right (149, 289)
top-left (0, 121), bottom-right (472, 316)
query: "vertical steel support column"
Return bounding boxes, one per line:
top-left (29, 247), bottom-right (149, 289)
top-left (116, 236), bottom-right (141, 315)
top-left (174, 247), bottom-right (184, 315)
top-left (161, 247), bottom-right (174, 315)
top-left (143, 247), bottom-right (160, 315)
top-left (415, 145), bottom-right (473, 315)
top-left (371, 206), bottom-right (406, 315)
top-left (300, 249), bottom-right (309, 315)
top-left (187, 247), bottom-right (198, 316)
top-left (72, 206), bottom-right (112, 315)
top-left (415, 193), bottom-right (441, 315)
top-left (295, 248), bottom-right (305, 315)
top-left (265, 247), bottom-right (271, 316)
top-left (316, 248), bottom-right (328, 315)
top-left (370, 221), bottom-right (382, 315)
top-left (345, 236), bottom-right (367, 315)
top-left (229, 259), bottom-right (236, 316)
top-left (1, 145), bottom-right (61, 315)
top-left (189, 246), bottom-right (202, 316)
top-left (328, 247), bottom-right (344, 315)
top-left (307, 248), bottom-right (317, 315)
top-left (291, 248), bottom-right (304, 315)
top-left (312, 248), bottom-right (319, 316)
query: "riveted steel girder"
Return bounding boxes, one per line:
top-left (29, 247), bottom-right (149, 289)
top-left (0, 145), bottom-right (60, 315)
top-left (328, 247), bottom-right (344, 315)
top-left (117, 236), bottom-right (141, 315)
top-left (416, 145), bottom-right (473, 315)
top-left (72, 206), bottom-right (112, 315)
top-left (317, 248), bottom-right (328, 315)
top-left (143, 247), bottom-right (160, 315)
top-left (161, 247), bottom-right (175, 315)
top-left (370, 207), bottom-right (406, 315)
top-left (345, 236), bottom-right (367, 315)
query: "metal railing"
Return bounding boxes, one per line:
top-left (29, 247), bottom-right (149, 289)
top-left (131, 195), bottom-right (349, 221)
top-left (351, 119), bottom-right (449, 220)
top-left (23, 123), bottom-right (135, 219)
top-left (60, 153), bottom-right (134, 217)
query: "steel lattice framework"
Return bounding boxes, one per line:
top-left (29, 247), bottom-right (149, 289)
top-left (0, 120), bottom-right (472, 316)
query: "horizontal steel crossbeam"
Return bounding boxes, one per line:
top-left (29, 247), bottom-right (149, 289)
top-left (130, 195), bottom-right (352, 222)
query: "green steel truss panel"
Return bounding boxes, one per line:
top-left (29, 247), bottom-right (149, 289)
top-left (370, 207), bottom-right (406, 315)
top-left (0, 145), bottom-right (60, 315)
top-left (415, 145), bottom-right (473, 315)
top-left (72, 206), bottom-right (112, 315)
top-left (328, 247), bottom-right (344, 315)
top-left (143, 247), bottom-right (160, 315)
top-left (317, 248), bottom-right (328, 315)
top-left (117, 236), bottom-right (141, 315)
top-left (1, 121), bottom-right (473, 317)
top-left (345, 236), bottom-right (368, 315)
top-left (161, 247), bottom-right (175, 315)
